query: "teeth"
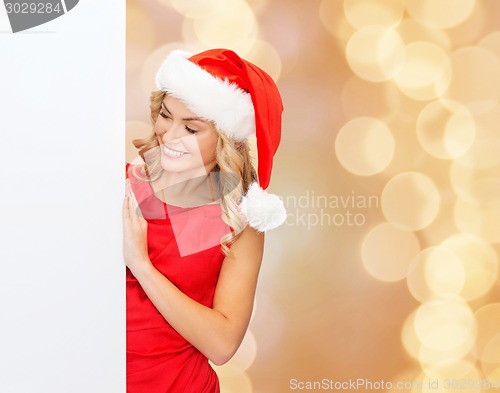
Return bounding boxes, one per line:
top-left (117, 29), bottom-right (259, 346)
top-left (163, 145), bottom-right (186, 157)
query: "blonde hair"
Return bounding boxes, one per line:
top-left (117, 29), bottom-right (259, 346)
top-left (132, 90), bottom-right (257, 255)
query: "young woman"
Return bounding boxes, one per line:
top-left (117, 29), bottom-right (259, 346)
top-left (122, 48), bottom-right (286, 392)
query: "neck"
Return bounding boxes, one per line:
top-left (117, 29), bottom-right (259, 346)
top-left (152, 167), bottom-right (217, 207)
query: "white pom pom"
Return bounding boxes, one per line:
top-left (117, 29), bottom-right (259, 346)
top-left (239, 183), bottom-right (287, 232)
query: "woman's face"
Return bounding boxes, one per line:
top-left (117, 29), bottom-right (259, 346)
top-left (154, 95), bottom-right (218, 176)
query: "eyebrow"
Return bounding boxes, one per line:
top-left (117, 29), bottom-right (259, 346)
top-left (162, 102), bottom-right (205, 122)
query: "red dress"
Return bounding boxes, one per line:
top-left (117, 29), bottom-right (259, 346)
top-left (126, 163), bottom-right (229, 393)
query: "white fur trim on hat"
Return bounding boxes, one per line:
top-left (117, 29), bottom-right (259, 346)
top-left (155, 50), bottom-right (255, 142)
top-left (239, 182), bottom-right (287, 232)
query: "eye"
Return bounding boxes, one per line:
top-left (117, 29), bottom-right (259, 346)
top-left (159, 111), bottom-right (171, 119)
top-left (185, 125), bottom-right (198, 134)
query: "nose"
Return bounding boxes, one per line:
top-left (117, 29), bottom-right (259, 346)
top-left (159, 121), bottom-right (185, 144)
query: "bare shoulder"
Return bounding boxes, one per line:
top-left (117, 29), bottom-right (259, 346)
top-left (213, 226), bottom-right (264, 304)
top-left (225, 225), bottom-right (265, 262)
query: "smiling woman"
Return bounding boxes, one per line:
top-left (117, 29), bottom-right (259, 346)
top-left (123, 48), bottom-right (286, 393)
top-left (154, 95), bottom-right (219, 179)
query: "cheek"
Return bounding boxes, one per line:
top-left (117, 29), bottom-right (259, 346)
top-left (201, 135), bottom-right (218, 162)
top-left (154, 122), bottom-right (169, 146)
top-left (154, 120), bottom-right (162, 137)
top-left (209, 137), bottom-right (219, 160)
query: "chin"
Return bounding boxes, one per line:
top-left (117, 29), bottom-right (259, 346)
top-left (160, 155), bottom-right (190, 173)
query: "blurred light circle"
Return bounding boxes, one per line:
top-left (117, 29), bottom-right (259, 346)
top-left (381, 172), bottom-right (441, 231)
top-left (405, 0), bottom-right (476, 29)
top-left (425, 247), bottom-right (466, 297)
top-left (320, 0), bottom-right (355, 45)
top-left (456, 105), bottom-right (500, 170)
top-left (192, 1), bottom-right (256, 50)
top-left (126, 3), bottom-right (157, 63)
top-left (361, 223), bottom-right (420, 282)
top-left (170, 0), bottom-right (235, 19)
top-left (418, 340), bottom-right (475, 370)
top-left (401, 309), bottom-right (420, 361)
top-left (478, 31), bottom-right (500, 59)
top-left (416, 99), bottom-right (476, 159)
top-left (454, 198), bottom-right (500, 244)
top-left (126, 121), bottom-right (152, 139)
top-left (407, 247), bottom-right (465, 303)
top-left (403, 307), bottom-right (476, 369)
top-left (444, 0), bottom-right (485, 50)
top-left (254, 9), bottom-right (300, 75)
top-left (335, 117), bottom-right (395, 176)
top-left (440, 233), bottom-right (498, 300)
top-left (249, 296), bottom-right (257, 324)
top-left (249, 291), bottom-right (285, 356)
top-left (245, 0), bottom-right (269, 13)
top-left (139, 42), bottom-right (192, 94)
top-left (413, 374), bottom-right (430, 393)
top-left (450, 160), bottom-right (500, 205)
top-left (422, 360), bottom-right (480, 393)
top-left (397, 19), bottom-right (451, 51)
top-left (487, 367), bottom-right (500, 389)
top-left (241, 40), bottom-right (282, 81)
top-left (474, 304), bottom-right (500, 364)
top-left (414, 297), bottom-right (475, 352)
top-left (446, 47), bottom-right (500, 111)
top-left (343, 0), bottom-right (404, 29)
top-left (126, 121), bottom-right (152, 163)
top-left (212, 330), bottom-right (257, 376)
top-left (407, 250), bottom-right (433, 303)
top-left (345, 26), bottom-right (405, 82)
top-left (216, 368), bottom-right (253, 393)
top-left (394, 42), bottom-right (452, 101)
top-left (340, 76), bottom-right (401, 120)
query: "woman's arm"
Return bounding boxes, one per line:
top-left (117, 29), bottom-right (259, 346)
top-left (123, 180), bottom-right (265, 366)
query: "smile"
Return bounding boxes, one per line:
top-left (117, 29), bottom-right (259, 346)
top-left (163, 145), bottom-right (188, 158)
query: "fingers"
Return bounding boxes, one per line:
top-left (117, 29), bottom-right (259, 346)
top-left (123, 179), bottom-right (132, 222)
top-left (125, 178), bottom-right (130, 197)
top-left (123, 195), bottom-right (130, 222)
top-left (123, 180), bottom-right (137, 224)
top-left (126, 180), bottom-right (145, 222)
top-left (127, 187), bottom-right (139, 226)
top-left (127, 181), bottom-right (139, 209)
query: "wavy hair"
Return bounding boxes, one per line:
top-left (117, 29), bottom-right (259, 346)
top-left (132, 90), bottom-right (257, 255)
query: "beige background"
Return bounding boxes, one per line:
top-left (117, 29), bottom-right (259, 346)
top-left (126, 1), bottom-right (500, 392)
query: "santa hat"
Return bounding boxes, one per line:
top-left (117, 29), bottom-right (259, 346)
top-left (155, 48), bottom-right (286, 231)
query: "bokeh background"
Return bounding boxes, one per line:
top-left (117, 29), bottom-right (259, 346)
top-left (126, 1), bottom-right (500, 392)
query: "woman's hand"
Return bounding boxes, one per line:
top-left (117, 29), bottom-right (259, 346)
top-left (123, 179), bottom-right (151, 274)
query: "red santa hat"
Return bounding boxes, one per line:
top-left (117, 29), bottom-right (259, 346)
top-left (155, 48), bottom-right (286, 231)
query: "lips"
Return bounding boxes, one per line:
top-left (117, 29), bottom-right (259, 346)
top-left (162, 145), bottom-right (188, 158)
